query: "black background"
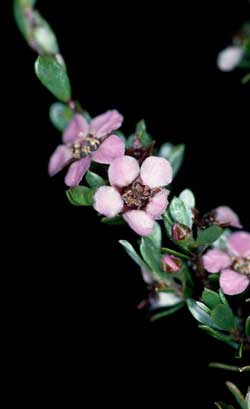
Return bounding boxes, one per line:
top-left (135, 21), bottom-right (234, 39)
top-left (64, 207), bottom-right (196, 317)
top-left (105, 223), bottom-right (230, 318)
top-left (4, 0), bottom-right (250, 406)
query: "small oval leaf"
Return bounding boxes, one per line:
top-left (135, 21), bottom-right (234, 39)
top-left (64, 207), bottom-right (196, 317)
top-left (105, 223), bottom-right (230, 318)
top-left (85, 171), bottom-right (106, 189)
top-left (66, 186), bottom-right (94, 206)
top-left (211, 304), bottom-right (236, 331)
top-left (35, 56), bottom-right (71, 102)
top-left (49, 102), bottom-right (74, 132)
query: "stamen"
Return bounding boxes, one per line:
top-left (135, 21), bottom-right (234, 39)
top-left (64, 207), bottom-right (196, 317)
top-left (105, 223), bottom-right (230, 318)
top-left (232, 256), bottom-right (250, 277)
top-left (71, 136), bottom-right (100, 159)
top-left (121, 180), bottom-right (160, 210)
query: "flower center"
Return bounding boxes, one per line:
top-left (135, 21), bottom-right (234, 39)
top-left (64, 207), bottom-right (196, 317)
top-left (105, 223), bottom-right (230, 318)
top-left (231, 256), bottom-right (250, 277)
top-left (71, 135), bottom-right (100, 159)
top-left (121, 180), bottom-right (160, 210)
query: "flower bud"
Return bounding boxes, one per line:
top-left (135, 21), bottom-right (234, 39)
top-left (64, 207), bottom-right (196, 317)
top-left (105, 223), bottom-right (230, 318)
top-left (162, 255), bottom-right (181, 273)
top-left (172, 223), bottom-right (191, 241)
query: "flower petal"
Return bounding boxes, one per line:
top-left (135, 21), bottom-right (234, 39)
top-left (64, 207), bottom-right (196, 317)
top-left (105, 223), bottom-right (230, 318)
top-left (108, 155), bottom-right (140, 187)
top-left (48, 145), bottom-right (73, 176)
top-left (140, 156), bottom-right (173, 188)
top-left (202, 249), bottom-right (231, 273)
top-left (64, 157), bottom-right (91, 187)
top-left (146, 189), bottom-right (169, 219)
top-left (93, 186), bottom-right (123, 218)
top-left (92, 134), bottom-right (125, 164)
top-left (90, 110), bottom-right (123, 139)
top-left (123, 210), bottom-right (154, 236)
top-left (220, 269), bottom-right (249, 295)
top-left (215, 206), bottom-right (242, 228)
top-left (217, 46), bottom-right (243, 72)
top-left (63, 114), bottom-right (89, 144)
top-left (227, 232), bottom-right (250, 257)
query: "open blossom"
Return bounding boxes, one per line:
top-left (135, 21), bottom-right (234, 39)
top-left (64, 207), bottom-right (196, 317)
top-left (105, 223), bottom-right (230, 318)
top-left (48, 110), bottom-right (124, 186)
top-left (94, 155), bottom-right (173, 236)
top-left (203, 232), bottom-right (250, 295)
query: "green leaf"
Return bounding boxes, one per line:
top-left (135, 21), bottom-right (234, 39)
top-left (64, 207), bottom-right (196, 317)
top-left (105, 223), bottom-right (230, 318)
top-left (196, 301), bottom-right (211, 314)
top-left (235, 343), bottom-right (243, 359)
top-left (158, 143), bottom-right (185, 177)
top-left (66, 186), bottom-right (94, 206)
top-left (179, 189), bottom-right (195, 227)
top-left (169, 197), bottom-right (191, 227)
top-left (22, 0), bottom-right (36, 6)
top-left (214, 403), bottom-right (236, 409)
top-left (86, 171), bottom-right (106, 189)
top-left (246, 388), bottom-right (250, 409)
top-left (150, 303), bottom-right (184, 321)
top-left (226, 382), bottom-right (247, 409)
top-left (213, 229), bottom-right (231, 250)
top-left (119, 240), bottom-right (150, 272)
top-left (196, 225), bottom-right (223, 247)
top-left (140, 236), bottom-right (165, 279)
top-left (147, 221), bottom-right (162, 248)
top-left (242, 72), bottom-right (250, 84)
top-left (179, 188), bottom-right (195, 209)
top-left (199, 326), bottom-right (238, 349)
top-left (13, 0), bottom-right (30, 39)
top-left (135, 120), bottom-right (152, 147)
top-left (35, 56), bottom-right (71, 102)
top-left (219, 290), bottom-right (230, 306)
top-left (209, 362), bottom-right (250, 372)
top-left (187, 299), bottom-right (214, 327)
top-left (101, 216), bottom-right (124, 225)
top-left (211, 304), bottom-right (236, 331)
top-left (181, 264), bottom-right (194, 298)
top-left (245, 316), bottom-right (250, 336)
top-left (136, 119), bottom-right (146, 135)
top-left (202, 288), bottom-right (222, 309)
top-left (126, 120), bottom-right (152, 148)
top-left (32, 11), bottom-right (59, 54)
top-left (163, 211), bottom-right (173, 237)
top-left (49, 102), bottom-right (74, 132)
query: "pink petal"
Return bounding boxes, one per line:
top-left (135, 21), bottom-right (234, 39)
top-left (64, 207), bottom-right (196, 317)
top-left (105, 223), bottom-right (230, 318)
top-left (215, 206), bottom-right (242, 228)
top-left (146, 189), bottom-right (169, 219)
top-left (220, 269), bottom-right (249, 295)
top-left (108, 155), bottom-right (140, 187)
top-left (48, 145), bottom-right (73, 176)
top-left (92, 134), bottom-right (125, 164)
top-left (123, 210), bottom-right (154, 236)
top-left (64, 157), bottom-right (91, 187)
top-left (63, 114), bottom-right (89, 144)
top-left (90, 110), bottom-right (123, 139)
top-left (202, 249), bottom-right (231, 273)
top-left (227, 232), bottom-right (250, 257)
top-left (140, 156), bottom-right (173, 188)
top-left (93, 186), bottom-right (123, 218)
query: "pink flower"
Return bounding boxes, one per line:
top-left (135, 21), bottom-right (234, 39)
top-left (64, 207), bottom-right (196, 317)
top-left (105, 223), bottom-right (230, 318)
top-left (94, 155), bottom-right (173, 236)
top-left (48, 110), bottom-right (125, 186)
top-left (202, 232), bottom-right (250, 295)
top-left (214, 206), bottom-right (242, 228)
